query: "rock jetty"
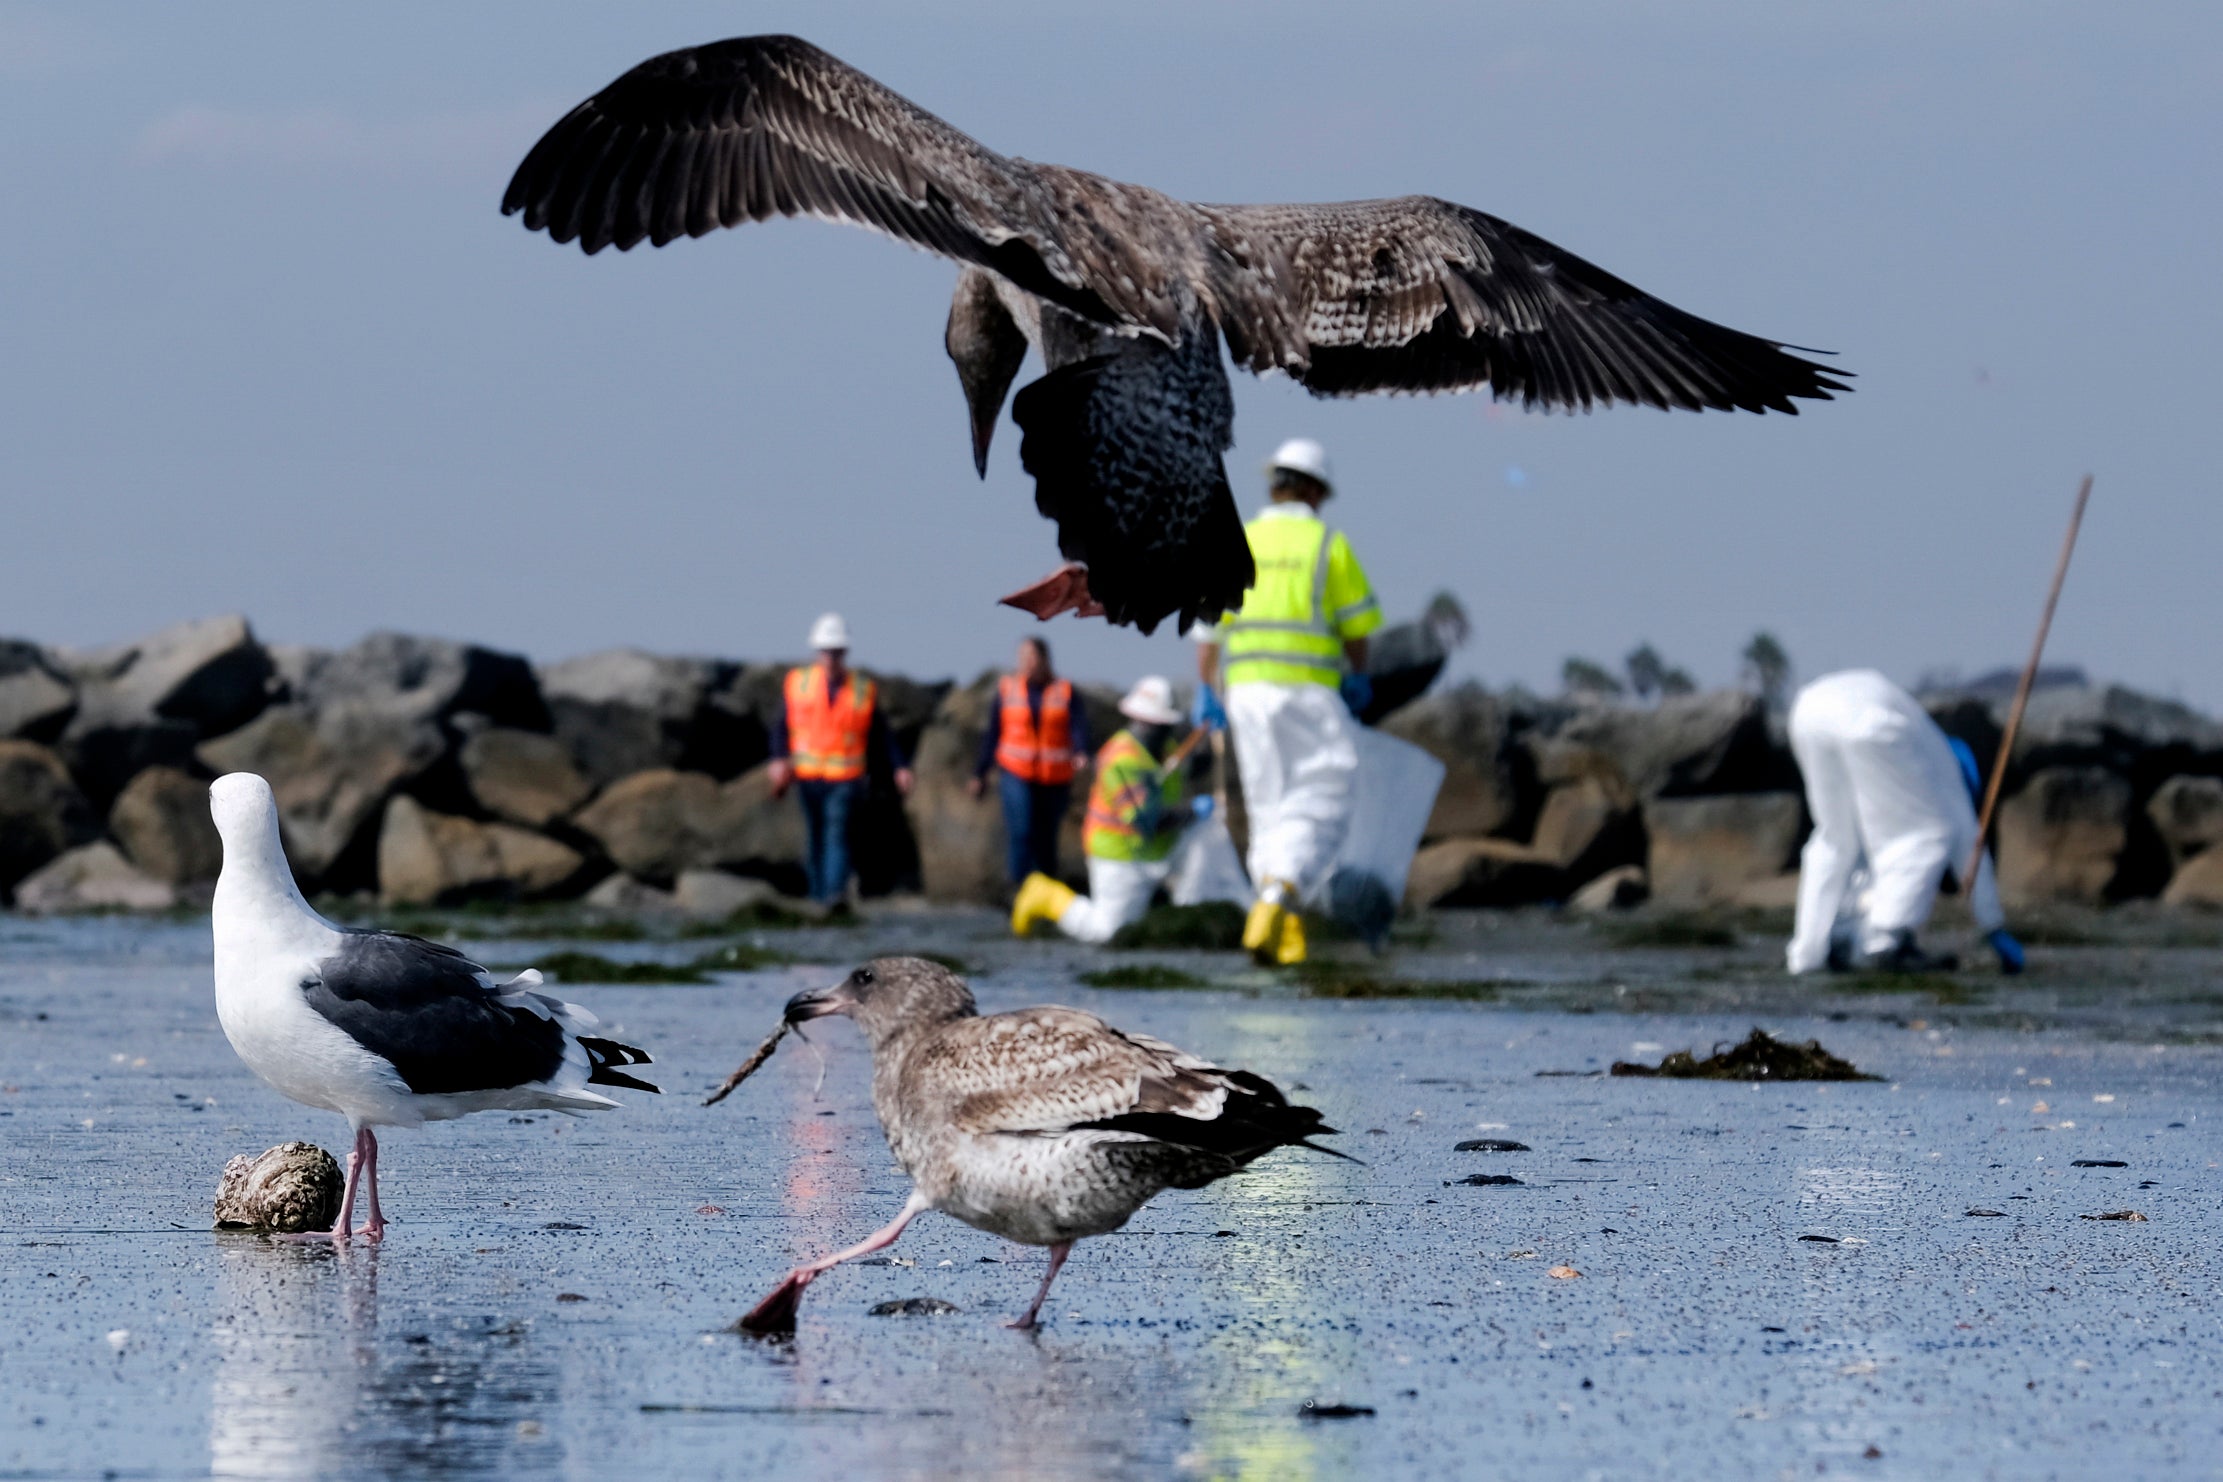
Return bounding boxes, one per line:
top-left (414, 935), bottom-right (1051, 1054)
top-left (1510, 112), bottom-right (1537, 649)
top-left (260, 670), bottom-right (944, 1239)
top-left (4, 615), bottom-right (2221, 917)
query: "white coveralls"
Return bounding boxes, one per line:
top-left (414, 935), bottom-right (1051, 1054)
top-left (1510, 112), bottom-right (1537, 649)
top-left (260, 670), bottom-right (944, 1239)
top-left (1057, 857), bottom-right (1173, 944)
top-left (1786, 669), bottom-right (2004, 974)
top-left (1226, 683), bottom-right (1359, 904)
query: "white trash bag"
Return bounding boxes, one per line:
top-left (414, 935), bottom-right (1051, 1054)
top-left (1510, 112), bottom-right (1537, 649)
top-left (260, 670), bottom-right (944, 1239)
top-left (1166, 812), bottom-right (1252, 907)
top-left (1319, 726), bottom-right (1445, 946)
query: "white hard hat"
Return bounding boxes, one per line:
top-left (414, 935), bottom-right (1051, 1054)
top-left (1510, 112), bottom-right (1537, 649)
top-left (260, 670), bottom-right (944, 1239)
top-left (1267, 437), bottom-right (1332, 490)
top-left (807, 612), bottom-right (850, 650)
top-left (1117, 675), bottom-right (1183, 727)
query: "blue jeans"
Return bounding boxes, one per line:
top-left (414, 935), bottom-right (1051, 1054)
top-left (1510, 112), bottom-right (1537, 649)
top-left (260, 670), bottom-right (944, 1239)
top-left (998, 771), bottom-right (1070, 885)
top-left (796, 778), bottom-right (864, 904)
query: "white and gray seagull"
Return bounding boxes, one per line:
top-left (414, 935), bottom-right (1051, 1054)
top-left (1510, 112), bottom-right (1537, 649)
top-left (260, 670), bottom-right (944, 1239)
top-left (725, 956), bottom-right (1349, 1331)
top-left (208, 772), bottom-right (658, 1241)
top-left (502, 34), bottom-right (1850, 635)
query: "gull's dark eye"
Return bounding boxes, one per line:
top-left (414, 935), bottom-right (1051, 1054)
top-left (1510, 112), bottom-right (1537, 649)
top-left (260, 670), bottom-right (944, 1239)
top-left (852, 968), bottom-right (875, 987)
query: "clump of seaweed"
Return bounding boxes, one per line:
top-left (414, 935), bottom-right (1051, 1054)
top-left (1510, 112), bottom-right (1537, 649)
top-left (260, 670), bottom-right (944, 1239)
top-left (1598, 913), bottom-right (1739, 949)
top-left (1288, 960), bottom-right (1503, 1001)
top-left (1109, 902), bottom-right (1249, 951)
top-left (518, 951), bottom-right (709, 986)
top-left (1079, 964), bottom-right (1212, 989)
top-left (1610, 1027), bottom-right (1880, 1081)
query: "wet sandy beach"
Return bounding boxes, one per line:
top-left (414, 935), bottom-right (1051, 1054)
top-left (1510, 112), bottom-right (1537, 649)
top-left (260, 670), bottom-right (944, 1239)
top-left (1, 911), bottom-right (2216, 1480)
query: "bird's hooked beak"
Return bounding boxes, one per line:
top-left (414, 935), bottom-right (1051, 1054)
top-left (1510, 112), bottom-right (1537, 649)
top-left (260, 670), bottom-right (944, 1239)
top-left (946, 268), bottom-right (1028, 478)
top-left (783, 984), bottom-right (855, 1025)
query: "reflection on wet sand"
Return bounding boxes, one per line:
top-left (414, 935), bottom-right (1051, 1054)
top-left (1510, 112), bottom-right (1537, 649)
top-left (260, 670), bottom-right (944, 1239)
top-left (208, 1238), bottom-right (558, 1479)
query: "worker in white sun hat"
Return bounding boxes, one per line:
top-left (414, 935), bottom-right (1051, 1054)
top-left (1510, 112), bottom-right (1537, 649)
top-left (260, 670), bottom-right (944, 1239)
top-left (768, 612), bottom-right (913, 905)
top-left (1193, 438), bottom-right (1383, 965)
top-left (1009, 675), bottom-right (1205, 943)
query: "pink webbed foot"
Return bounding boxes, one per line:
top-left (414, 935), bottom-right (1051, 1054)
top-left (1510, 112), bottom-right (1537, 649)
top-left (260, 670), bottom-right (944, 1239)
top-left (998, 563), bottom-right (1105, 622)
top-left (733, 1267), bottom-right (817, 1334)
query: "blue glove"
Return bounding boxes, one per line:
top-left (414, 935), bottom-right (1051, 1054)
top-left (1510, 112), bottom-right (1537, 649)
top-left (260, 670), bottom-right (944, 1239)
top-left (1338, 671), bottom-right (1374, 718)
top-left (1191, 685), bottom-right (1228, 732)
top-left (1190, 796), bottom-right (1215, 822)
top-left (1987, 928), bottom-right (2026, 975)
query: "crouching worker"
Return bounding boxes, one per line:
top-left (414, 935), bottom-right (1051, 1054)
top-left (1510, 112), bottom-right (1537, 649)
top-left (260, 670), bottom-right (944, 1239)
top-left (1787, 669), bottom-right (2024, 975)
top-left (1011, 677), bottom-right (1197, 943)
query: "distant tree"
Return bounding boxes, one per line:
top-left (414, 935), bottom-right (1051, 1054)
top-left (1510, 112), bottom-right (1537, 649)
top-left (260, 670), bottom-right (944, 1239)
top-left (1625, 643), bottom-right (1668, 702)
top-left (1659, 666), bottom-right (1697, 698)
top-left (1742, 631), bottom-right (1792, 709)
top-left (1562, 657), bottom-right (1624, 698)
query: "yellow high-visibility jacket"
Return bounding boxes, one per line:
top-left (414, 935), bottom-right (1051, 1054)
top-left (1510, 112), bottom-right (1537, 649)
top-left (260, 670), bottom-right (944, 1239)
top-left (1217, 505), bottom-right (1383, 687)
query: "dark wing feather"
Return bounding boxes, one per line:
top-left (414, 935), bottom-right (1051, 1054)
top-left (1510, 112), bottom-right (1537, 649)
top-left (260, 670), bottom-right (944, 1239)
top-left (501, 34), bottom-right (1121, 326)
top-left (1199, 196), bottom-right (1849, 412)
top-left (304, 931), bottom-right (566, 1096)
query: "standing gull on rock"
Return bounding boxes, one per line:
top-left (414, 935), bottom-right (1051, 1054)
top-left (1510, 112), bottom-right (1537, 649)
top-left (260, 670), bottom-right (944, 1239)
top-left (208, 773), bottom-right (658, 1241)
top-left (503, 34), bottom-right (1850, 635)
top-left (726, 956), bottom-right (1348, 1330)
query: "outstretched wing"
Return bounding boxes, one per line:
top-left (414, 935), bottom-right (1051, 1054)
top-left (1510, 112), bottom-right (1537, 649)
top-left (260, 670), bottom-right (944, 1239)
top-left (1199, 196), bottom-right (1849, 412)
top-left (501, 34), bottom-right (1122, 326)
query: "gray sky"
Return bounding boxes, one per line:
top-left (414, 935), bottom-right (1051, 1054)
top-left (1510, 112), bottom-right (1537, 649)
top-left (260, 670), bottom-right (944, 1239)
top-left (3, 2), bottom-right (2217, 703)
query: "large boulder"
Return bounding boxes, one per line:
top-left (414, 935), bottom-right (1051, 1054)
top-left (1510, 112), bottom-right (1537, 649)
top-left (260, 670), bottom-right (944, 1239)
top-left (54, 616), bottom-right (275, 807)
top-left (2146, 775), bottom-right (2223, 870)
top-left (296, 632), bottom-right (546, 731)
top-left (1995, 765), bottom-right (2130, 905)
top-left (376, 796), bottom-right (585, 906)
top-left (1406, 837), bottom-right (1564, 908)
top-left (1527, 771), bottom-right (1643, 887)
top-left (569, 765), bottom-right (806, 890)
top-left (2162, 849), bottom-right (2223, 910)
top-left (0, 741), bottom-right (100, 897)
top-left (1380, 683), bottom-right (1537, 842)
top-left (459, 727), bottom-right (593, 829)
top-left (541, 650), bottom-right (752, 786)
top-left (1548, 690), bottom-right (1786, 799)
top-left (904, 677), bottom-right (1010, 904)
top-left (198, 704), bottom-right (447, 887)
top-left (109, 766), bottom-right (223, 885)
top-left (0, 641), bottom-right (75, 743)
top-left (13, 841), bottom-right (176, 914)
top-left (1644, 792), bottom-right (1806, 906)
top-left (2008, 684), bottom-right (2223, 781)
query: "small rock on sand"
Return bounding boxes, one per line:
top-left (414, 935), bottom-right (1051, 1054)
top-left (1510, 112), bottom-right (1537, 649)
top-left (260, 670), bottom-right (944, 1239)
top-left (214, 1142), bottom-right (342, 1233)
top-left (868, 1297), bottom-right (961, 1316)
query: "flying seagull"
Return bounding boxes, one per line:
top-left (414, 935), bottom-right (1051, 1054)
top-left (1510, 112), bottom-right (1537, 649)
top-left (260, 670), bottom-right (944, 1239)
top-left (721, 956), bottom-right (1350, 1331)
top-left (208, 773), bottom-right (658, 1240)
top-left (503, 34), bottom-right (1849, 634)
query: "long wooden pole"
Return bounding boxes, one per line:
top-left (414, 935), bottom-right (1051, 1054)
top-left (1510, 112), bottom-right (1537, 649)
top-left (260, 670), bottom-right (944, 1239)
top-left (1963, 475), bottom-right (2095, 890)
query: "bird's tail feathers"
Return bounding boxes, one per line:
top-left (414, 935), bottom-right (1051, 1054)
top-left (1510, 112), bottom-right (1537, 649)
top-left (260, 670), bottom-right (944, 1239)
top-left (580, 1035), bottom-right (659, 1095)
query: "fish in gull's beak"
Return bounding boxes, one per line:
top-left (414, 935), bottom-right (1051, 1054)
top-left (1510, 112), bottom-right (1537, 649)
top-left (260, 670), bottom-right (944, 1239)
top-left (783, 984), bottom-right (855, 1024)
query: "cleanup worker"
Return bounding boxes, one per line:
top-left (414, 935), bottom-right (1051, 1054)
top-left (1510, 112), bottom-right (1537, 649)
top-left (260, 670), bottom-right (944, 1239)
top-left (968, 636), bottom-right (1092, 887)
top-left (1786, 669), bottom-right (2024, 975)
top-left (767, 612), bottom-right (913, 905)
top-left (1194, 438), bottom-right (1384, 965)
top-left (1010, 676), bottom-right (1197, 942)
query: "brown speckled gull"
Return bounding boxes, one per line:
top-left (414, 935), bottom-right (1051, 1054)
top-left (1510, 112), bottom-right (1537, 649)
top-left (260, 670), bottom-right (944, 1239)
top-left (730, 956), bottom-right (1350, 1331)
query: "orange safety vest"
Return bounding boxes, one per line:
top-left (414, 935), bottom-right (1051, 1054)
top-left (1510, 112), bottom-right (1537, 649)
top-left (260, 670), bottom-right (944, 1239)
top-left (994, 675), bottom-right (1077, 785)
top-left (784, 665), bottom-right (877, 782)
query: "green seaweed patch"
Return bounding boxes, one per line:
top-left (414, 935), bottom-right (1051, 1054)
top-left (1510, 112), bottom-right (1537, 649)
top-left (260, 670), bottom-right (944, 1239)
top-left (688, 942), bottom-right (797, 973)
top-left (676, 898), bottom-right (852, 935)
top-left (1610, 1028), bottom-right (1880, 1081)
top-left (1288, 960), bottom-right (1504, 1001)
top-left (1598, 913), bottom-right (1739, 949)
top-left (511, 951), bottom-right (709, 986)
top-left (1078, 964), bottom-right (1213, 990)
top-left (1835, 971), bottom-right (1982, 1005)
top-left (1109, 901), bottom-right (1249, 951)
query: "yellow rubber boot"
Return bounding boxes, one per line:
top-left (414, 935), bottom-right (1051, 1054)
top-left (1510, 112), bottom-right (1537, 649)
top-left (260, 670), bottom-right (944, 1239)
top-left (1011, 872), bottom-right (1078, 937)
top-left (1271, 908), bottom-right (1308, 966)
top-left (1243, 896), bottom-right (1285, 963)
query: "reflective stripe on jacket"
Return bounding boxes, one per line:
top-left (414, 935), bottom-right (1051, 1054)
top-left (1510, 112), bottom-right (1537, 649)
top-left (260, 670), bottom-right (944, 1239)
top-left (994, 675), bottom-right (1077, 784)
top-left (783, 665), bottom-right (877, 782)
top-left (1220, 507), bottom-right (1383, 688)
top-left (1082, 729), bottom-right (1186, 863)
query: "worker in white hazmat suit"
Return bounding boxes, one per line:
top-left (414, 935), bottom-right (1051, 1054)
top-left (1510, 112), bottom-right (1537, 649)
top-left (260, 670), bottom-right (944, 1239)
top-left (1786, 669), bottom-right (2025, 975)
top-left (1194, 438), bottom-right (1384, 966)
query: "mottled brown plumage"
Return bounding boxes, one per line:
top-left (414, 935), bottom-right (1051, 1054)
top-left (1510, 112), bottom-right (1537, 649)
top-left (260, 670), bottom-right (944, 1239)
top-left (504, 35), bottom-right (1849, 633)
top-left (725, 956), bottom-right (1344, 1331)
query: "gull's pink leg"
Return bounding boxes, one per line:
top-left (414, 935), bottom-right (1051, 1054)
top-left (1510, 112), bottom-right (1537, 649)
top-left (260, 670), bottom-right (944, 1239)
top-left (1006, 1242), bottom-right (1072, 1331)
top-left (326, 1128), bottom-right (366, 1242)
top-left (736, 1192), bottom-right (931, 1334)
top-left (998, 564), bottom-right (1106, 622)
top-left (358, 1129), bottom-right (387, 1241)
